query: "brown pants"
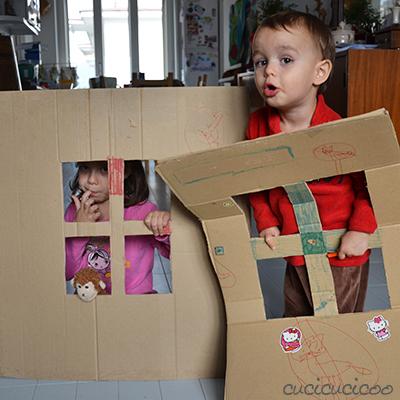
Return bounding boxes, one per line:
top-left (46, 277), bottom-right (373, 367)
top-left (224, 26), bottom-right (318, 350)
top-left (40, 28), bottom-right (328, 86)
top-left (284, 262), bottom-right (369, 317)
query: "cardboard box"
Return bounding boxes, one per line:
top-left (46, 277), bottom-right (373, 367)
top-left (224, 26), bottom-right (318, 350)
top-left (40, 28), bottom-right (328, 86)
top-left (0, 87), bottom-right (249, 380)
top-left (157, 109), bottom-right (400, 399)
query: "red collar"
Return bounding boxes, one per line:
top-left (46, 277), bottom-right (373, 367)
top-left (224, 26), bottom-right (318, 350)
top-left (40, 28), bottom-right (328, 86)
top-left (266, 95), bottom-right (340, 134)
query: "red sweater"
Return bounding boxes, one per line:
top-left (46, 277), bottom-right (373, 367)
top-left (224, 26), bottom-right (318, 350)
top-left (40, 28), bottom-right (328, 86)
top-left (246, 95), bottom-right (377, 267)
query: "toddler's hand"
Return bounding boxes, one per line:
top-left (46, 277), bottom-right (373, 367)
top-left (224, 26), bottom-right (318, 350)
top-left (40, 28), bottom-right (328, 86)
top-left (144, 211), bottom-right (171, 236)
top-left (260, 226), bottom-right (280, 250)
top-left (337, 230), bottom-right (370, 260)
top-left (72, 191), bottom-right (101, 222)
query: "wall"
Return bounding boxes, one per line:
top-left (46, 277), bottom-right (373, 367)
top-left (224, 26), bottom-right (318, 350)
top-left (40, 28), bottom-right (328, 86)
top-left (220, 0), bottom-right (333, 73)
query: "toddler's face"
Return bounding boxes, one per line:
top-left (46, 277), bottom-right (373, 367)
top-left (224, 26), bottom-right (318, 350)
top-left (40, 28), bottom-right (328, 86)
top-left (78, 161), bottom-right (109, 204)
top-left (252, 25), bottom-right (326, 112)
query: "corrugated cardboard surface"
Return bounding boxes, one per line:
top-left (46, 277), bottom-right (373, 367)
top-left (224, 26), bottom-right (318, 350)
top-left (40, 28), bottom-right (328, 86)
top-left (157, 109), bottom-right (400, 399)
top-left (0, 87), bottom-right (248, 380)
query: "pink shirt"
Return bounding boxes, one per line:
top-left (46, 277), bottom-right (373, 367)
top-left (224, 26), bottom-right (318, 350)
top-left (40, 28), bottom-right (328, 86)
top-left (65, 201), bottom-right (170, 294)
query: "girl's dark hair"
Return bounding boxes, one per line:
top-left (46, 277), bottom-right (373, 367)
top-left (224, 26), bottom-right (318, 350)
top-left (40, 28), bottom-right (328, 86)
top-left (123, 160), bottom-right (149, 207)
top-left (256, 10), bottom-right (336, 93)
top-left (69, 160), bottom-right (149, 208)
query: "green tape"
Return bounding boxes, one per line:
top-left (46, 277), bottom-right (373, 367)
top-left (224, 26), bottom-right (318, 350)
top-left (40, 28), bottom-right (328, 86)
top-left (301, 232), bottom-right (326, 255)
top-left (284, 182), bottom-right (315, 204)
top-left (284, 182), bottom-right (327, 255)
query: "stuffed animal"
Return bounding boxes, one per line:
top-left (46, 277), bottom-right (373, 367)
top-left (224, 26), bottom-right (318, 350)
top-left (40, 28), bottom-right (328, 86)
top-left (71, 267), bottom-right (106, 302)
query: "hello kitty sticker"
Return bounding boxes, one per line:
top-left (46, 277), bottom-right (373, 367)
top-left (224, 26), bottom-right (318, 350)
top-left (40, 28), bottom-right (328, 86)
top-left (366, 315), bottom-right (391, 342)
top-left (280, 327), bottom-right (302, 353)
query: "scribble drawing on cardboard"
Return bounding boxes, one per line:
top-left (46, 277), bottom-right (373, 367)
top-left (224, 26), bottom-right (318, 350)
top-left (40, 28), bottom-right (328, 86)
top-left (184, 107), bottom-right (224, 151)
top-left (214, 259), bottom-right (237, 289)
top-left (286, 319), bottom-right (378, 399)
top-left (173, 145), bottom-right (295, 186)
top-left (313, 143), bottom-right (356, 174)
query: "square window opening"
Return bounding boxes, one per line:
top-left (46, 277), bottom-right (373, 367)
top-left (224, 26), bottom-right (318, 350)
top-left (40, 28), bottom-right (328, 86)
top-left (247, 173), bottom-right (391, 319)
top-left (62, 160), bottom-right (110, 222)
top-left (65, 236), bottom-right (111, 297)
top-left (123, 160), bottom-right (172, 295)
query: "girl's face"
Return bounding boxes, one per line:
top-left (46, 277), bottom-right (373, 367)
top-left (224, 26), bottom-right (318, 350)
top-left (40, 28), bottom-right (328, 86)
top-left (78, 161), bottom-right (109, 204)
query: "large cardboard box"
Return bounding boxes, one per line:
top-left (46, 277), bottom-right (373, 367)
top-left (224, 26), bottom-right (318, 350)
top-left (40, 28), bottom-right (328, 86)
top-left (157, 109), bottom-right (400, 399)
top-left (0, 87), bottom-right (249, 380)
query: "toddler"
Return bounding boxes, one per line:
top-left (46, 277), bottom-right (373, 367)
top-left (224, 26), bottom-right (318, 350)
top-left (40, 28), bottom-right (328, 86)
top-left (247, 11), bottom-right (377, 316)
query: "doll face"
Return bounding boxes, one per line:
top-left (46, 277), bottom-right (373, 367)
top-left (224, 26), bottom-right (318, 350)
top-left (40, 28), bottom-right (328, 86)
top-left (88, 250), bottom-right (110, 271)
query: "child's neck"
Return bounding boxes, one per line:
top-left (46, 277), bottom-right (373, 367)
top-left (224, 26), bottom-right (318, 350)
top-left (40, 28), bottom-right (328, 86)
top-left (279, 96), bottom-right (318, 133)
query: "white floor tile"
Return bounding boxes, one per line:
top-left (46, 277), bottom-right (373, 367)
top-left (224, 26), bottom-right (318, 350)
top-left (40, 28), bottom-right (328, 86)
top-left (118, 381), bottom-right (162, 400)
top-left (0, 385), bottom-right (36, 400)
top-left (0, 378), bottom-right (37, 388)
top-left (159, 379), bottom-right (205, 400)
top-left (33, 383), bottom-right (77, 400)
top-left (76, 381), bottom-right (118, 400)
top-left (200, 379), bottom-right (224, 400)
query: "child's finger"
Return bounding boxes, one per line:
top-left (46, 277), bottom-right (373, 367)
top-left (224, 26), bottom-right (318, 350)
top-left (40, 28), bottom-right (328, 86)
top-left (80, 190), bottom-right (91, 203)
top-left (337, 250), bottom-right (346, 260)
top-left (71, 195), bottom-right (81, 211)
top-left (149, 215), bottom-right (160, 235)
top-left (90, 211), bottom-right (101, 222)
top-left (89, 205), bottom-right (99, 214)
top-left (162, 212), bottom-right (171, 227)
top-left (83, 198), bottom-right (95, 210)
top-left (265, 236), bottom-right (277, 250)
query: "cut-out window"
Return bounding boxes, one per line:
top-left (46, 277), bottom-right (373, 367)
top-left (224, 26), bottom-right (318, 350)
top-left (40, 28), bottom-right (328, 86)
top-left (65, 236), bottom-right (111, 295)
top-left (248, 173), bottom-right (390, 319)
top-left (124, 160), bottom-right (172, 295)
top-left (63, 161), bottom-right (110, 222)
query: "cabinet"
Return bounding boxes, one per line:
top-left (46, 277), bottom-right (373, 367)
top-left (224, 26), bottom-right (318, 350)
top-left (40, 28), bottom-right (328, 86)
top-left (325, 49), bottom-right (400, 142)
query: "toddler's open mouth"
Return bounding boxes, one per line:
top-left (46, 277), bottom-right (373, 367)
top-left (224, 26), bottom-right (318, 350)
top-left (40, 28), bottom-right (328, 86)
top-left (263, 83), bottom-right (279, 97)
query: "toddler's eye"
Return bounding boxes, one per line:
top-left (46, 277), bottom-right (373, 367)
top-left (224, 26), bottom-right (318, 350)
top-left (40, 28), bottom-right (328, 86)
top-left (281, 57), bottom-right (293, 64)
top-left (254, 59), bottom-right (267, 68)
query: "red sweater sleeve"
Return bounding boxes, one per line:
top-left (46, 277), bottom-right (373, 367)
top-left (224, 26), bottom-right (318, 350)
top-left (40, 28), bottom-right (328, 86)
top-left (249, 192), bottom-right (280, 232)
top-left (348, 172), bottom-right (377, 233)
top-left (246, 110), bottom-right (280, 232)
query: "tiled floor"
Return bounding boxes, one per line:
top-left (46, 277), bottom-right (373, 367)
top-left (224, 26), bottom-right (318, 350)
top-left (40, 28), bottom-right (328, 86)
top-left (4, 163), bottom-right (391, 399)
top-left (0, 378), bottom-right (225, 400)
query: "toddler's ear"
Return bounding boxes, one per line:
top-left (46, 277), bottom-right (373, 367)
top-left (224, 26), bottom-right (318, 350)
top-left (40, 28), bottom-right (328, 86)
top-left (313, 59), bottom-right (332, 86)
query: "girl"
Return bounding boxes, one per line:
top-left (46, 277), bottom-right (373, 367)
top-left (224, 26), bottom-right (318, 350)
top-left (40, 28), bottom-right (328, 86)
top-left (65, 160), bottom-right (170, 294)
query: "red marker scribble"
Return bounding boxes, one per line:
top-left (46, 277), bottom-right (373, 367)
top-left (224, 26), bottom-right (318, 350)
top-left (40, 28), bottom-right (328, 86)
top-left (198, 111), bottom-right (223, 147)
top-left (286, 318), bottom-right (379, 400)
top-left (214, 259), bottom-right (237, 288)
top-left (313, 143), bottom-right (356, 174)
top-left (184, 108), bottom-right (224, 151)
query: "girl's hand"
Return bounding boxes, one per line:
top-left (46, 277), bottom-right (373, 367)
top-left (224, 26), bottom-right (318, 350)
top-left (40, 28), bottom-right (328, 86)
top-left (337, 230), bottom-right (370, 260)
top-left (260, 226), bottom-right (280, 250)
top-left (144, 211), bottom-right (171, 236)
top-left (72, 191), bottom-right (101, 222)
